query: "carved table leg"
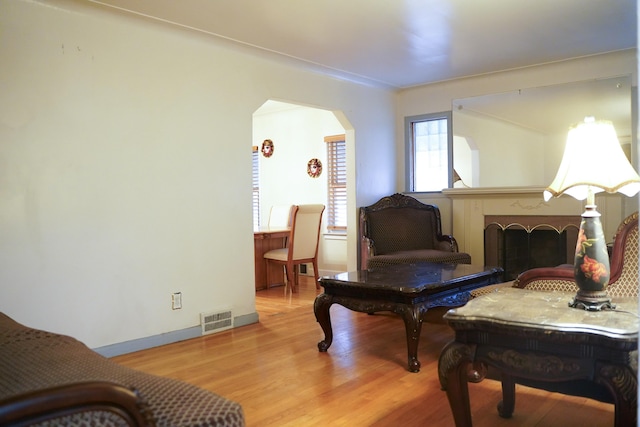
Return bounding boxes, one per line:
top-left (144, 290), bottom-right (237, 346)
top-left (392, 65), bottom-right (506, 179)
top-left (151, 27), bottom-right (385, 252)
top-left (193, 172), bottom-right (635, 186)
top-left (399, 304), bottom-right (425, 372)
top-left (596, 362), bottom-right (637, 427)
top-left (498, 374), bottom-right (515, 418)
top-left (314, 293), bottom-right (334, 352)
top-left (438, 341), bottom-right (476, 427)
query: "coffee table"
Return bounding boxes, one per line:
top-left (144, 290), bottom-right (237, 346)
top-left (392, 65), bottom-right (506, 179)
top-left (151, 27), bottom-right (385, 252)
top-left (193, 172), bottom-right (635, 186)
top-left (438, 288), bottom-right (638, 426)
top-left (314, 262), bottom-right (504, 372)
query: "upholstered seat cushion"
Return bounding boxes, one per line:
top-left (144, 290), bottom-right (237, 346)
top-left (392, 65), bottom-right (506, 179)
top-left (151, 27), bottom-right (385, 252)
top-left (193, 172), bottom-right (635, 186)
top-left (367, 250), bottom-right (471, 268)
top-left (263, 247), bottom-right (288, 261)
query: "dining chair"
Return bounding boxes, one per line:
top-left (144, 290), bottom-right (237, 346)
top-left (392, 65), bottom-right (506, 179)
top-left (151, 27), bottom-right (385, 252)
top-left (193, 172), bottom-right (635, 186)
top-left (264, 204), bottom-right (325, 292)
top-left (268, 205), bottom-right (294, 228)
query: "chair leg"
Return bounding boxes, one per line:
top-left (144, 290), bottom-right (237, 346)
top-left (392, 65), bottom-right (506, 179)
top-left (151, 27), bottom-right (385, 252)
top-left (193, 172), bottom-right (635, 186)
top-left (286, 262), bottom-right (297, 292)
top-left (265, 260), bottom-right (270, 289)
top-left (282, 265), bottom-right (289, 289)
top-left (312, 259), bottom-right (320, 289)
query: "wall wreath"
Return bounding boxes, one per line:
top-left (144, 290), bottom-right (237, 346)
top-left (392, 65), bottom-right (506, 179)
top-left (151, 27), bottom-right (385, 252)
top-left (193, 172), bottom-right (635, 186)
top-left (261, 139), bottom-right (274, 157)
top-left (307, 158), bottom-right (322, 178)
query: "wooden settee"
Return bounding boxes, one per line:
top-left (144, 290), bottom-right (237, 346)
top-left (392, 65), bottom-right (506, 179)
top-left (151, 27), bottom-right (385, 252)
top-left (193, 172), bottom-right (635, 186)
top-left (359, 193), bottom-right (471, 269)
top-left (0, 312), bottom-right (244, 426)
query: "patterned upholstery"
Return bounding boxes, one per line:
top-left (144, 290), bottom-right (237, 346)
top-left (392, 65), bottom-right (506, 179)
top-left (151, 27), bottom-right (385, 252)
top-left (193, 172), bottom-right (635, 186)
top-left (359, 193), bottom-right (471, 269)
top-left (367, 250), bottom-right (472, 269)
top-left (512, 211), bottom-right (638, 297)
top-left (468, 280), bottom-right (515, 298)
top-left (0, 313), bottom-right (245, 427)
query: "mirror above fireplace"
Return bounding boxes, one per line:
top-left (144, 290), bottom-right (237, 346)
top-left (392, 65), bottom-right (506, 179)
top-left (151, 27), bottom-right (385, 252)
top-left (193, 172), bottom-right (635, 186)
top-left (451, 76), bottom-right (633, 189)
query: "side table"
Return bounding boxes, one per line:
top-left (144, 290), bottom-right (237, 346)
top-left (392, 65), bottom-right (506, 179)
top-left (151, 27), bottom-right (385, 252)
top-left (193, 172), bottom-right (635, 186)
top-left (438, 288), bottom-right (638, 427)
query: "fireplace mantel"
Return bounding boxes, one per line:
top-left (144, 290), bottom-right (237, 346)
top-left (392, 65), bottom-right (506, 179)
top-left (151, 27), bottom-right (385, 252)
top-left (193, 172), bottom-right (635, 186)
top-left (443, 186), bottom-right (547, 197)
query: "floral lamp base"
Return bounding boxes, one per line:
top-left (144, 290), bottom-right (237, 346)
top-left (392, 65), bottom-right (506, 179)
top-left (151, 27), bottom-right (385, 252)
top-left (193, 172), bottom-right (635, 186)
top-left (569, 206), bottom-right (616, 311)
top-left (569, 293), bottom-right (615, 311)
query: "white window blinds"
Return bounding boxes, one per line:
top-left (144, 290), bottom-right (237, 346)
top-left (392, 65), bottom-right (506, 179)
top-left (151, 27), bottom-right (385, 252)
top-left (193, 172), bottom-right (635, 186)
top-left (325, 135), bottom-right (346, 232)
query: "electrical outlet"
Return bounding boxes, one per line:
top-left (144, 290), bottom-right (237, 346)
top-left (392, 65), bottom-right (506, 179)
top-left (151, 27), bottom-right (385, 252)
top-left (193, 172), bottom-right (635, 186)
top-left (172, 292), bottom-right (182, 310)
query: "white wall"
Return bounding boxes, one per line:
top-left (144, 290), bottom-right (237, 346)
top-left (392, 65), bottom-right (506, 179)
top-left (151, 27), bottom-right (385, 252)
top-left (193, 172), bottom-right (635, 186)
top-left (253, 104), bottom-right (342, 222)
top-left (253, 103), bottom-right (348, 273)
top-left (452, 111), bottom-right (546, 187)
top-left (0, 0), bottom-right (395, 351)
top-left (398, 50), bottom-right (637, 234)
top-left (398, 51), bottom-right (636, 188)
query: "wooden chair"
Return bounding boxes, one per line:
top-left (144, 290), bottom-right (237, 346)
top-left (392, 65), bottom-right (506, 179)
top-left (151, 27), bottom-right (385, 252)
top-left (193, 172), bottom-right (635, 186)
top-left (264, 204), bottom-right (325, 292)
top-left (268, 205), bottom-right (294, 228)
top-left (359, 193), bottom-right (471, 269)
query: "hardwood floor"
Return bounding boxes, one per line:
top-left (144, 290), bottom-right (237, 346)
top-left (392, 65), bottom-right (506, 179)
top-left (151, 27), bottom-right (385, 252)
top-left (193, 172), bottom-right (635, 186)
top-left (113, 277), bottom-right (614, 426)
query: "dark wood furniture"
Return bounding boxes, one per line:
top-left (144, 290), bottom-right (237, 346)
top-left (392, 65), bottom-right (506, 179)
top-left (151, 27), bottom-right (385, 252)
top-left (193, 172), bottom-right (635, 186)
top-left (315, 262), bottom-right (503, 372)
top-left (359, 193), bottom-right (471, 269)
top-left (438, 288), bottom-right (638, 427)
top-left (254, 226), bottom-right (289, 290)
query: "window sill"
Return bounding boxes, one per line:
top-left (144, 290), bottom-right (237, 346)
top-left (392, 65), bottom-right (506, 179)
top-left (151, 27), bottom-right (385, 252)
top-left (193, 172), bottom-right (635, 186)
top-left (323, 232), bottom-right (346, 240)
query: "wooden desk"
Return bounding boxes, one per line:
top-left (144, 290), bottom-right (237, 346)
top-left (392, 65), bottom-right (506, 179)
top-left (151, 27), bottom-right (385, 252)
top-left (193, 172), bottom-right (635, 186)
top-left (254, 227), bottom-right (289, 290)
top-left (315, 262), bottom-right (503, 372)
top-left (438, 288), bottom-right (638, 427)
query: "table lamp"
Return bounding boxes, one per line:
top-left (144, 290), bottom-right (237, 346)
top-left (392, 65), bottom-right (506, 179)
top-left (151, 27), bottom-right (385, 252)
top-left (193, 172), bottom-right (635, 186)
top-left (543, 117), bottom-right (640, 311)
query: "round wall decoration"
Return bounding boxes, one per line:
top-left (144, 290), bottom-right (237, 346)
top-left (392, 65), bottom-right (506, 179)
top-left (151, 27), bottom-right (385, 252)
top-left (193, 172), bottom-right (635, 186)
top-left (261, 139), bottom-right (274, 157)
top-left (307, 158), bottom-right (322, 178)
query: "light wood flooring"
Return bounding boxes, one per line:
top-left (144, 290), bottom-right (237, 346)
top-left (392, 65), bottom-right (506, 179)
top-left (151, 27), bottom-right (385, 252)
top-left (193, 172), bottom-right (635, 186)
top-left (112, 277), bottom-right (614, 426)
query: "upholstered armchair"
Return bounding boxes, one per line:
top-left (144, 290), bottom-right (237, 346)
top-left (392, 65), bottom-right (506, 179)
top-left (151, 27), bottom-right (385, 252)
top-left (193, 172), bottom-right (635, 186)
top-left (359, 193), bottom-right (471, 270)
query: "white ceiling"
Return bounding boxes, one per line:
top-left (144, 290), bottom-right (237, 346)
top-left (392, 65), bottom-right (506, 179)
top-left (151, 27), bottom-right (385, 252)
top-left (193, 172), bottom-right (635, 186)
top-left (454, 75), bottom-right (633, 136)
top-left (86, 0), bottom-right (636, 136)
top-left (88, 0), bottom-right (636, 89)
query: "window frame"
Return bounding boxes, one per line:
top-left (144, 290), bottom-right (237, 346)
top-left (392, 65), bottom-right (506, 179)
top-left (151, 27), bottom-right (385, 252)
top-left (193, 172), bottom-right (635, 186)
top-left (404, 111), bottom-right (454, 192)
top-left (325, 134), bottom-right (347, 233)
top-left (252, 146), bottom-right (260, 229)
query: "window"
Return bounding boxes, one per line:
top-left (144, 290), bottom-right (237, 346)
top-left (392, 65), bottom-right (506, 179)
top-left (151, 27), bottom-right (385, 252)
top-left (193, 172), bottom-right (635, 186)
top-left (405, 112), bottom-right (453, 192)
top-left (325, 134), bottom-right (346, 232)
top-left (252, 146), bottom-right (260, 229)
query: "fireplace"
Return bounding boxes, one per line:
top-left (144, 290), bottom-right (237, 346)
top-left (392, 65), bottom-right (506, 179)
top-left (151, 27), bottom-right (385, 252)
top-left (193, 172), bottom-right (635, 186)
top-left (484, 215), bottom-right (580, 281)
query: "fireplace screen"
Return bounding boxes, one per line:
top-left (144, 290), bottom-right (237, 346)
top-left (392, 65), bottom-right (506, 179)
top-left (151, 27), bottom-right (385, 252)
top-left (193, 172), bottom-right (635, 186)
top-left (484, 216), bottom-right (580, 281)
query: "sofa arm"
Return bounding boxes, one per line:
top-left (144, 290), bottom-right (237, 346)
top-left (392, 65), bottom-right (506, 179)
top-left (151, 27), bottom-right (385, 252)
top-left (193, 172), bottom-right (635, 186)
top-left (0, 381), bottom-right (155, 427)
top-left (513, 266), bottom-right (577, 293)
top-left (435, 235), bottom-right (459, 252)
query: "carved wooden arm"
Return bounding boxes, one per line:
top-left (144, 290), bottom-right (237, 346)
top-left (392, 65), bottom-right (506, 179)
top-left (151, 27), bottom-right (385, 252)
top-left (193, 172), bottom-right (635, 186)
top-left (0, 381), bottom-right (155, 427)
top-left (435, 235), bottom-right (459, 252)
top-left (513, 266), bottom-right (576, 292)
top-left (360, 236), bottom-right (376, 270)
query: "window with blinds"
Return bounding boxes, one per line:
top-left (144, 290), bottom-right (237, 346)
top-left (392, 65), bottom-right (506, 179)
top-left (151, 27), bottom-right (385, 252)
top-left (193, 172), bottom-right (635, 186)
top-left (325, 134), bottom-right (346, 232)
top-left (252, 146), bottom-right (260, 229)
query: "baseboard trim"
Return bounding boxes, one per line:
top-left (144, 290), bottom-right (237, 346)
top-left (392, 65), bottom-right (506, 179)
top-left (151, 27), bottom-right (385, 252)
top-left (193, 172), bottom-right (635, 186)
top-left (94, 312), bottom-right (259, 357)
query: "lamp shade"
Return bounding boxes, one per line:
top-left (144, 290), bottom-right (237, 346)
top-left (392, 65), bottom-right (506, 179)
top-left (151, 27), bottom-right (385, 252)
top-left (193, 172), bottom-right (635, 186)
top-left (543, 117), bottom-right (640, 202)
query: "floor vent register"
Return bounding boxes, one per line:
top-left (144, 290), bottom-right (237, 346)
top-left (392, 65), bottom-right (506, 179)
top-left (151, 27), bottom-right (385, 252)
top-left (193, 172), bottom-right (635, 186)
top-left (200, 310), bottom-right (233, 335)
